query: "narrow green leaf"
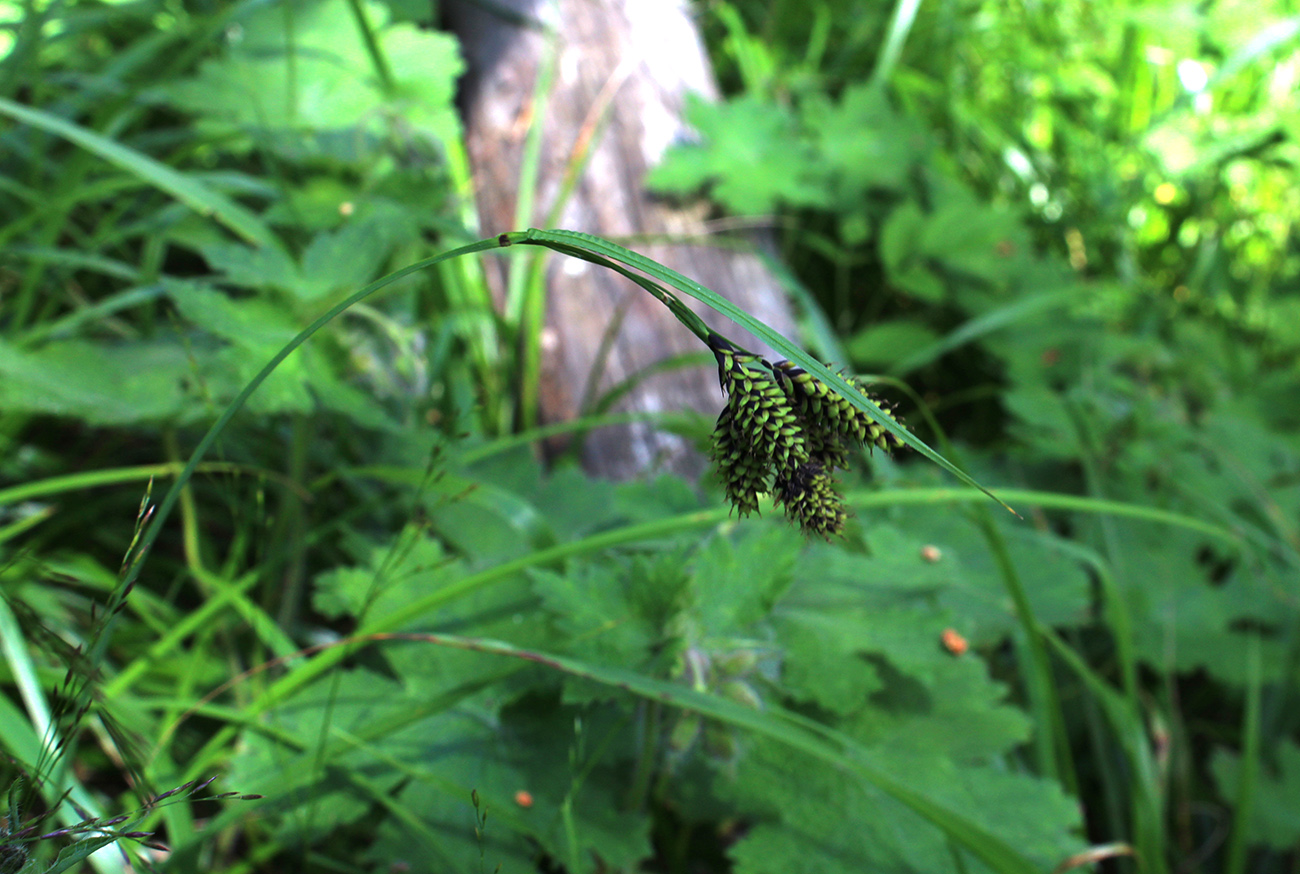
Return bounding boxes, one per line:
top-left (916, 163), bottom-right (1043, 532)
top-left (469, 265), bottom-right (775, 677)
top-left (0, 96), bottom-right (276, 248)
top-left (508, 229), bottom-right (1018, 515)
top-left (891, 288), bottom-right (1076, 375)
top-left (871, 0), bottom-right (924, 88)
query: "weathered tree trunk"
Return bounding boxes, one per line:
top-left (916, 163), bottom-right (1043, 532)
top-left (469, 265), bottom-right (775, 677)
top-left (445, 0), bottom-right (797, 480)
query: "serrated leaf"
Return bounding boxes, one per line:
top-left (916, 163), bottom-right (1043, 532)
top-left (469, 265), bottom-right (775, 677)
top-left (161, 0), bottom-right (462, 159)
top-left (0, 337), bottom-right (194, 425)
top-left (1211, 741), bottom-right (1300, 850)
top-left (198, 240), bottom-right (300, 294)
top-left (167, 282), bottom-right (318, 414)
top-left (878, 508), bottom-right (1091, 642)
top-left (1115, 527), bottom-right (1289, 686)
top-left (167, 280), bottom-right (300, 347)
top-left (688, 526), bottom-right (802, 635)
top-left (612, 474), bottom-right (706, 525)
top-left (804, 83), bottom-right (923, 199)
top-left (369, 696), bottom-right (652, 874)
top-left (724, 735), bottom-right (1083, 874)
top-left (312, 527), bottom-right (466, 628)
top-left (298, 219), bottom-right (396, 300)
top-left (648, 94), bottom-right (827, 213)
top-left (531, 562), bottom-right (658, 670)
top-left (357, 634), bottom-right (1056, 874)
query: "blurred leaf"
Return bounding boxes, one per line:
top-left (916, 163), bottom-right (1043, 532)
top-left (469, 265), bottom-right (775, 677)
top-left (647, 94), bottom-right (827, 213)
top-left (0, 338), bottom-right (194, 425)
top-left (688, 526), bottom-right (802, 636)
top-left (0, 96), bottom-right (277, 248)
top-left (804, 83), bottom-right (923, 200)
top-left (845, 318), bottom-right (940, 369)
top-left (161, 0), bottom-right (462, 160)
top-left (1211, 740), bottom-right (1300, 850)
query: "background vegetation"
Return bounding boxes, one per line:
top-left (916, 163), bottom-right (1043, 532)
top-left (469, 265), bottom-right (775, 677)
top-left (1, 0), bottom-right (1298, 872)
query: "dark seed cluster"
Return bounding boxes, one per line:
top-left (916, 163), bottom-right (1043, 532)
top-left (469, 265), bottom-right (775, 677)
top-left (708, 333), bottom-right (908, 537)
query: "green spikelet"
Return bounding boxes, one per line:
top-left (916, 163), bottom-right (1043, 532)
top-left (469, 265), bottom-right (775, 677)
top-left (710, 407), bottom-right (766, 517)
top-left (706, 333), bottom-right (907, 534)
top-left (860, 395), bottom-right (907, 453)
top-left (712, 337), bottom-right (808, 472)
top-left (771, 360), bottom-right (907, 455)
top-left (773, 462), bottom-right (846, 538)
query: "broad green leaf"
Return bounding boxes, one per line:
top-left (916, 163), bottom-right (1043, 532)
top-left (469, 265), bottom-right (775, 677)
top-left (167, 282), bottom-right (317, 415)
top-left (162, 0), bottom-right (462, 158)
top-left (0, 337), bottom-right (195, 425)
top-left (1211, 741), bottom-right (1300, 850)
top-left (647, 94), bottom-right (827, 213)
top-left (726, 740), bottom-right (1083, 874)
top-left (198, 241), bottom-right (300, 294)
top-left (845, 318), bottom-right (941, 369)
top-left (298, 220), bottom-right (397, 300)
top-left (919, 197), bottom-right (1027, 288)
top-left (530, 561), bottom-right (662, 676)
top-left (368, 696), bottom-right (652, 874)
top-left (371, 634), bottom-right (1056, 874)
top-left (804, 83), bottom-right (922, 199)
top-left (881, 506), bottom-right (1092, 640)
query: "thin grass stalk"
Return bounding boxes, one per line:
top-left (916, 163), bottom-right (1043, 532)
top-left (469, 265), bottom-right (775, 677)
top-left (89, 237), bottom-right (502, 673)
top-left (344, 0), bottom-right (395, 92)
top-left (1069, 645), bottom-right (1131, 864)
top-left (870, 0), bottom-right (924, 89)
top-left (168, 481), bottom-right (1245, 813)
top-left (0, 599), bottom-right (123, 874)
top-left (511, 45), bottom-right (562, 430)
top-left (103, 571), bottom-right (261, 698)
top-left (1038, 629), bottom-right (1159, 873)
top-left (176, 630), bottom-right (1051, 874)
top-left (0, 97), bottom-right (276, 248)
top-left (1225, 635), bottom-right (1262, 874)
top-left (972, 513), bottom-right (1071, 788)
top-left (63, 219), bottom-right (1256, 870)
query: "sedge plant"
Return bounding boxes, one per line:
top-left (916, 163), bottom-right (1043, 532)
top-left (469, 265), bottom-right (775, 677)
top-left (84, 226), bottom-right (1060, 874)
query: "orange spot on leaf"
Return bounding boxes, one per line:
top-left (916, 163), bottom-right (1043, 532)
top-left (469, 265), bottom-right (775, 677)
top-left (942, 628), bottom-right (969, 656)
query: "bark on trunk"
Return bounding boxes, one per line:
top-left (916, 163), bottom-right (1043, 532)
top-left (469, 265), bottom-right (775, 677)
top-left (445, 0), bottom-right (797, 480)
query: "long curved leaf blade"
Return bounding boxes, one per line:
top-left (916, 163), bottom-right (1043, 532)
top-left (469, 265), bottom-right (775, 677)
top-left (509, 229), bottom-right (1017, 514)
top-left (0, 97), bottom-right (276, 248)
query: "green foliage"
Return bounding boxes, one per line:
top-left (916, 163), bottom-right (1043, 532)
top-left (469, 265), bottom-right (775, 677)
top-left (1, 1), bottom-right (1298, 873)
top-left (221, 452), bottom-right (1084, 873)
top-left (652, 1), bottom-right (1300, 872)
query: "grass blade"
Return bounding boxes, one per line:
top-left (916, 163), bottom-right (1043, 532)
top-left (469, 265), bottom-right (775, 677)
top-left (508, 229), bottom-right (1017, 514)
top-left (0, 97), bottom-right (276, 248)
